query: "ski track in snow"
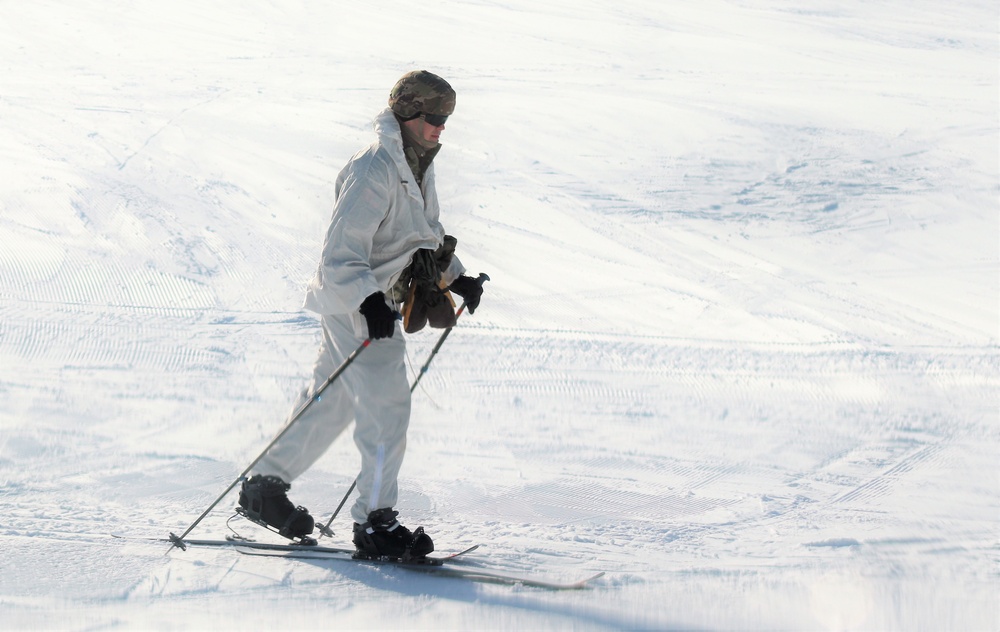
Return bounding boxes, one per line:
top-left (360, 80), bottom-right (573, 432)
top-left (1, 0), bottom-right (998, 630)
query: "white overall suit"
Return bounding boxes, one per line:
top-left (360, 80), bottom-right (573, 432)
top-left (256, 107), bottom-right (463, 524)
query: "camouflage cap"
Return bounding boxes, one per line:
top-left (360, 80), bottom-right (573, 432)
top-left (388, 70), bottom-right (456, 119)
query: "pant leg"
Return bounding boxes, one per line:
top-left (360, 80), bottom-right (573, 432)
top-left (323, 317), bottom-right (412, 524)
top-left (254, 315), bottom-right (356, 482)
top-left (255, 311), bottom-right (412, 525)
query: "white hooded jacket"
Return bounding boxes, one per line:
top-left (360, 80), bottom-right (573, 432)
top-left (303, 108), bottom-right (464, 320)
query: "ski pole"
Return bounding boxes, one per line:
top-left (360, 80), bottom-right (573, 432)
top-left (168, 338), bottom-right (372, 552)
top-left (410, 272), bottom-right (489, 393)
top-left (316, 477), bottom-right (356, 538)
top-left (317, 273), bottom-right (489, 539)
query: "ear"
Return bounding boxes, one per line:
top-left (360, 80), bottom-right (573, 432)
top-left (401, 117), bottom-right (423, 135)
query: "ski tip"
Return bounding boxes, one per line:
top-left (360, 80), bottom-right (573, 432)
top-left (554, 571), bottom-right (605, 590)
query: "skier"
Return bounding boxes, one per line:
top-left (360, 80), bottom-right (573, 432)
top-left (236, 70), bottom-right (485, 560)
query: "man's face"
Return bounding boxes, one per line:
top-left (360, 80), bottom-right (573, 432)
top-left (403, 115), bottom-right (446, 148)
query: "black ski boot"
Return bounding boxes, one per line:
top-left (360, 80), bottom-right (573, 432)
top-left (353, 508), bottom-right (434, 561)
top-left (237, 474), bottom-right (315, 540)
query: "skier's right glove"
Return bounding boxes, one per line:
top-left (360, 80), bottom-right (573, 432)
top-left (359, 292), bottom-right (397, 339)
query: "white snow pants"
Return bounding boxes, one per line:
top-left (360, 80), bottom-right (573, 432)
top-left (255, 312), bottom-right (410, 524)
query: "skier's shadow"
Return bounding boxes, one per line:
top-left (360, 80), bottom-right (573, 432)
top-left (290, 555), bottom-right (702, 631)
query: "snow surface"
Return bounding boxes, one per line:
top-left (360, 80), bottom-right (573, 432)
top-left (1, 1), bottom-right (997, 630)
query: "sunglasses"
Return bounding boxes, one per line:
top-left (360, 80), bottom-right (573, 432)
top-left (420, 112), bottom-right (449, 126)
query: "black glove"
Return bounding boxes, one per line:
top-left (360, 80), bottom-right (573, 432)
top-left (359, 292), bottom-right (397, 339)
top-left (449, 275), bottom-right (484, 314)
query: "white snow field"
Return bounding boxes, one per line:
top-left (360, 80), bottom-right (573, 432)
top-left (1, 1), bottom-right (997, 630)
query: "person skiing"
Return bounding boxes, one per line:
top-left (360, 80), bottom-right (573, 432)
top-left (236, 70), bottom-right (485, 560)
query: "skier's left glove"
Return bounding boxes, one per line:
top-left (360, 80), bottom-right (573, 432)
top-left (449, 275), bottom-right (485, 314)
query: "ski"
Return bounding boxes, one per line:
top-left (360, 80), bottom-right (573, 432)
top-left (113, 534), bottom-right (477, 564)
top-left (113, 534), bottom-right (601, 589)
top-left (233, 545), bottom-right (604, 590)
top-left (178, 537), bottom-right (478, 565)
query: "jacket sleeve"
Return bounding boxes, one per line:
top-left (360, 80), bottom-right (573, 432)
top-left (420, 166), bottom-right (465, 284)
top-left (441, 254), bottom-right (466, 286)
top-left (303, 154), bottom-right (391, 315)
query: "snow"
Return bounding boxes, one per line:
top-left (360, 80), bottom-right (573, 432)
top-left (1, 1), bottom-right (997, 629)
